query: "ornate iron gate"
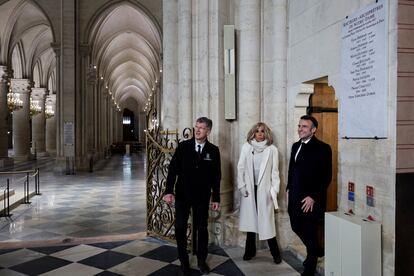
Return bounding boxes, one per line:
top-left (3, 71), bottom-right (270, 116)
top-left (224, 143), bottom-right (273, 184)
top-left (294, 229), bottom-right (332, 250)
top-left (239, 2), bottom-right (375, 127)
top-left (145, 126), bottom-right (193, 243)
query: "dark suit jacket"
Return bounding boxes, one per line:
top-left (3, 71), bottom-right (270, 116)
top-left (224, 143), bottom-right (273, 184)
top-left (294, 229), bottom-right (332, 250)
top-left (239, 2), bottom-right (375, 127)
top-left (165, 138), bottom-right (221, 204)
top-left (287, 136), bottom-right (332, 215)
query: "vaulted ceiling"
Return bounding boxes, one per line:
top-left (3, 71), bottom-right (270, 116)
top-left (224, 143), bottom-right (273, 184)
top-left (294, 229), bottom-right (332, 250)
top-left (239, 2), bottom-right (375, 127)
top-left (88, 2), bottom-right (162, 112)
top-left (0, 0), bottom-right (55, 88)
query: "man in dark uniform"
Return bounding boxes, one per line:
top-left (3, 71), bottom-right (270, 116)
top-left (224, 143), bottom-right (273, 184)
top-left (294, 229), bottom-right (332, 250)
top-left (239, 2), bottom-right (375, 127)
top-left (287, 115), bottom-right (332, 276)
top-left (163, 117), bottom-right (221, 276)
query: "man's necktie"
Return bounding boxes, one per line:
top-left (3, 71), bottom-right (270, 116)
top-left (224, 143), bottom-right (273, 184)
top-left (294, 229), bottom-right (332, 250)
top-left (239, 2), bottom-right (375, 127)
top-left (295, 142), bottom-right (305, 161)
top-left (196, 145), bottom-right (202, 168)
top-left (197, 145), bottom-right (201, 156)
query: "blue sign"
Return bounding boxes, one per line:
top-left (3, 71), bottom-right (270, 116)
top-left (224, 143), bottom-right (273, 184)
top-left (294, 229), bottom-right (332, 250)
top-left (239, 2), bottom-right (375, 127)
top-left (348, 191), bottom-right (355, 201)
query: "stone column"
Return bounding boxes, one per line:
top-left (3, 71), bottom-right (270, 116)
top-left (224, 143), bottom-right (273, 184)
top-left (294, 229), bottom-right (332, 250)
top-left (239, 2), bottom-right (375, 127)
top-left (109, 104), bottom-right (113, 144)
top-left (95, 81), bottom-right (102, 158)
top-left (264, 0), bottom-right (287, 134)
top-left (56, 0), bottom-right (76, 174)
top-left (31, 88), bottom-right (47, 157)
top-left (161, 0), bottom-right (178, 130)
top-left (269, 0), bottom-right (289, 248)
top-left (191, 0), bottom-right (210, 117)
top-left (100, 92), bottom-right (108, 155)
top-left (178, 0), bottom-right (192, 131)
top-left (115, 109), bottom-right (122, 142)
top-left (138, 111), bottom-right (146, 143)
top-left (0, 66), bottom-right (13, 166)
top-left (238, 0), bottom-right (261, 145)
top-left (11, 79), bottom-right (32, 161)
top-left (79, 44), bottom-right (91, 164)
top-left (45, 94), bottom-right (56, 155)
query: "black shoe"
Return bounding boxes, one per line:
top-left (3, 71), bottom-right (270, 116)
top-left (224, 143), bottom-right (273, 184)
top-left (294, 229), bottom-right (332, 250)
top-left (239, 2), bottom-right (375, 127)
top-left (273, 254), bottom-right (282, 264)
top-left (243, 252), bottom-right (256, 261)
top-left (243, 254), bottom-right (256, 261)
top-left (180, 263), bottom-right (191, 276)
top-left (197, 260), bottom-right (210, 275)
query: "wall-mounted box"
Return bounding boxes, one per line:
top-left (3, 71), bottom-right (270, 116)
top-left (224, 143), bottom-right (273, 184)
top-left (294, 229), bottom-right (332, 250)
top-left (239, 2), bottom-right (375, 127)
top-left (325, 212), bottom-right (381, 276)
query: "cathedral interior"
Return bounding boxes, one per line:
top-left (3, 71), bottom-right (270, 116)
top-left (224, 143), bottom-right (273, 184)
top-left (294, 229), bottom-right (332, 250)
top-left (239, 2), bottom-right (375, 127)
top-left (0, 0), bottom-right (413, 275)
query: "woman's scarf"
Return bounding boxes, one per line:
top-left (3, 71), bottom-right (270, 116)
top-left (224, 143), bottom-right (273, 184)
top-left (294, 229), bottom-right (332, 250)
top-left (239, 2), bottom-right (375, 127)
top-left (250, 139), bottom-right (268, 153)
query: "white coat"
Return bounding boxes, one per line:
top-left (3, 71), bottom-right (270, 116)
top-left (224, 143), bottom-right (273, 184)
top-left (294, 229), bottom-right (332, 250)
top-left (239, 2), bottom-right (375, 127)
top-left (238, 142), bottom-right (280, 240)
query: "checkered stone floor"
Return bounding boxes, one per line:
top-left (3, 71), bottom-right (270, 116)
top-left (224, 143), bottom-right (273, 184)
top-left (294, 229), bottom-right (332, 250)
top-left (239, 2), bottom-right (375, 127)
top-left (0, 237), bottom-right (245, 276)
top-left (0, 153), bottom-right (302, 276)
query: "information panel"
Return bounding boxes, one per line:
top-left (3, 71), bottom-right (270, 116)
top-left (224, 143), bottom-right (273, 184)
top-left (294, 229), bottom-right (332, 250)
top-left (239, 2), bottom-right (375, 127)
top-left (340, 0), bottom-right (388, 138)
top-left (64, 121), bottom-right (74, 146)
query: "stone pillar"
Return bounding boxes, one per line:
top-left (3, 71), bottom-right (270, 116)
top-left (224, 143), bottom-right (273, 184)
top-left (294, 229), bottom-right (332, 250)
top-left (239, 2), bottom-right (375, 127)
top-left (269, 0), bottom-right (289, 248)
top-left (138, 111), bottom-right (146, 143)
top-left (264, 0), bottom-right (287, 134)
top-left (161, 0), bottom-right (178, 130)
top-left (238, 0), bottom-right (261, 145)
top-left (45, 94), bottom-right (56, 155)
top-left (178, 0), bottom-right (192, 131)
top-left (11, 79), bottom-right (32, 161)
top-left (55, 0), bottom-right (76, 174)
top-left (100, 92), bottom-right (108, 155)
top-left (0, 66), bottom-right (13, 166)
top-left (51, 43), bottom-right (63, 158)
top-left (109, 104), bottom-right (113, 144)
top-left (31, 88), bottom-right (47, 157)
top-left (95, 81), bottom-right (102, 158)
top-left (192, 0), bottom-right (210, 118)
top-left (79, 44), bottom-right (92, 165)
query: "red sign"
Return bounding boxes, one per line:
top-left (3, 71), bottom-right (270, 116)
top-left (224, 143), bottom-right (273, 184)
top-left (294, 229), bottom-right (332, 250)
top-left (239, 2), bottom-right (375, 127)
top-left (348, 182), bottom-right (355, 192)
top-left (366, 185), bottom-right (374, 197)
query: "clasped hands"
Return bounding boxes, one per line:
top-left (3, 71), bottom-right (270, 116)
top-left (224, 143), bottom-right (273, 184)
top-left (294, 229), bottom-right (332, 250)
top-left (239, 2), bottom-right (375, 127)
top-left (162, 194), bottom-right (220, 211)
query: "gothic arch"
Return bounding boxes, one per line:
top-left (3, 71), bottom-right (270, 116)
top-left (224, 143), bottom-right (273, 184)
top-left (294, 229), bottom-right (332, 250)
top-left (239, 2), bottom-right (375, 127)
top-left (84, 0), bottom-right (162, 112)
top-left (0, 0), bottom-right (56, 66)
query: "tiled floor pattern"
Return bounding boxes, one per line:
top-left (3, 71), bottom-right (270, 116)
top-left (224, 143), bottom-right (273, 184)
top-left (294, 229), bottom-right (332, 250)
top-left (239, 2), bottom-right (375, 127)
top-left (0, 154), bottom-right (146, 242)
top-left (0, 237), bottom-right (301, 276)
top-left (0, 153), bottom-right (303, 275)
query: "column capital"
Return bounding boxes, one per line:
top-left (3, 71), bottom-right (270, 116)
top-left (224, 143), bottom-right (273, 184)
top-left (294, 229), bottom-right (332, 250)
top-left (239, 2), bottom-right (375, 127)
top-left (10, 79), bottom-right (33, 94)
top-left (31, 87), bottom-right (48, 99)
top-left (46, 93), bottom-right (56, 103)
top-left (0, 66), bottom-right (10, 84)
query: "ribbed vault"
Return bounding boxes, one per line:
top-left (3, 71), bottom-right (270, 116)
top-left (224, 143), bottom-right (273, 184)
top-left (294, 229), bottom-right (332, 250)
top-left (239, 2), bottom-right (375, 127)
top-left (87, 2), bottom-right (162, 112)
top-left (0, 0), bottom-right (55, 85)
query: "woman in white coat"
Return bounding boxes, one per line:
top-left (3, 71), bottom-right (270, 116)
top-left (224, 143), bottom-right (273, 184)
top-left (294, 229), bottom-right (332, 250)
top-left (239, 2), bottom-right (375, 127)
top-left (238, 122), bottom-right (281, 263)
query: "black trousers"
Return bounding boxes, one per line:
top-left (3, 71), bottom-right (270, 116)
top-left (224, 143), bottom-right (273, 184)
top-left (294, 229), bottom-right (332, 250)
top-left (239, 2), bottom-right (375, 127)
top-left (175, 200), bottom-right (209, 265)
top-left (245, 232), bottom-right (280, 258)
top-left (244, 185), bottom-right (280, 258)
top-left (288, 206), bottom-right (320, 274)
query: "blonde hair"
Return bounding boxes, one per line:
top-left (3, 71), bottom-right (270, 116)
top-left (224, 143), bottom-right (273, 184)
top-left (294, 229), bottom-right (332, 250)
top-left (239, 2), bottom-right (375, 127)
top-left (246, 122), bottom-right (273, 145)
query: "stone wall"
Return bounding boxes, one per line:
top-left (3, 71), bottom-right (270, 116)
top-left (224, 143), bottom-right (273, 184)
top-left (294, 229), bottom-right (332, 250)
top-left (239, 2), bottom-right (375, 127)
top-left (287, 1), bottom-right (397, 275)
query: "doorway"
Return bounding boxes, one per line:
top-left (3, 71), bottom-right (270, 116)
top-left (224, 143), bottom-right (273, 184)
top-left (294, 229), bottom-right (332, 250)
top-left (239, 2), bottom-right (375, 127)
top-left (122, 109), bottom-right (136, 142)
top-left (308, 83), bottom-right (338, 212)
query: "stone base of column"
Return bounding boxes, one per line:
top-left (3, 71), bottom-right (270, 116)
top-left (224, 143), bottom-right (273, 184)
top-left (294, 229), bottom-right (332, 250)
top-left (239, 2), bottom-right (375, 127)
top-left (13, 154), bottom-right (31, 162)
top-left (0, 157), bottom-right (14, 168)
top-left (220, 213), bottom-right (243, 247)
top-left (76, 155), bottom-right (92, 172)
top-left (37, 151), bottom-right (50, 157)
top-left (54, 157), bottom-right (76, 175)
top-left (46, 150), bottom-right (56, 157)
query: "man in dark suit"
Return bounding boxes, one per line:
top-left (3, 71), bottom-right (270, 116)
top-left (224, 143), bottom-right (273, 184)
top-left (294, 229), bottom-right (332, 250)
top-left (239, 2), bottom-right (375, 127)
top-left (163, 117), bottom-right (221, 276)
top-left (287, 115), bottom-right (332, 276)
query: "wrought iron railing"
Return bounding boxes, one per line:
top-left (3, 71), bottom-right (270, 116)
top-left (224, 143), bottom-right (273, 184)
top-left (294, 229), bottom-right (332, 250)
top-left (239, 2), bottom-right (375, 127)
top-left (145, 126), bottom-right (193, 243)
